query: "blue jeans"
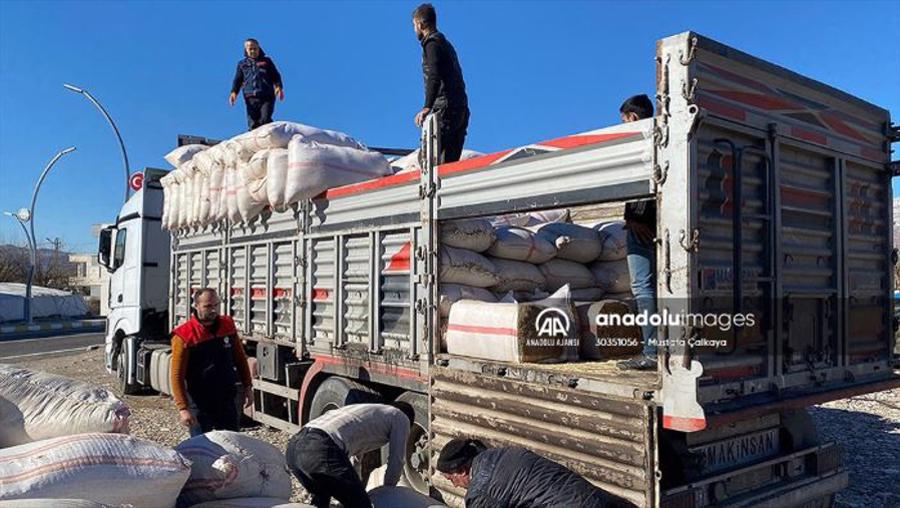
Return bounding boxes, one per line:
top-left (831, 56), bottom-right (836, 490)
top-left (626, 229), bottom-right (658, 358)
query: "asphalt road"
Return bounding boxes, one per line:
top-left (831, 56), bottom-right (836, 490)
top-left (0, 332), bottom-right (106, 361)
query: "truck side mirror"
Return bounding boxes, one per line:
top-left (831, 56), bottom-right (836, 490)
top-left (98, 228), bottom-right (113, 270)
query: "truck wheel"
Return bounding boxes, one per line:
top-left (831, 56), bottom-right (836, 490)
top-left (308, 376), bottom-right (381, 420)
top-left (116, 349), bottom-right (141, 395)
top-left (396, 391), bottom-right (431, 495)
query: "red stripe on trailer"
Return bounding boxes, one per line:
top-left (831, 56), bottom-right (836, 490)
top-left (312, 288), bottom-right (330, 301)
top-left (663, 415), bottom-right (707, 432)
top-left (860, 146), bottom-right (885, 161)
top-left (386, 242), bottom-right (411, 272)
top-left (780, 186), bottom-right (830, 208)
top-left (447, 323), bottom-right (519, 337)
top-left (697, 96), bottom-right (747, 121)
top-left (231, 288), bottom-right (243, 296)
top-left (273, 288), bottom-right (291, 298)
top-left (438, 150), bottom-right (514, 176)
top-left (251, 287), bottom-right (266, 299)
top-left (539, 131), bottom-right (639, 150)
top-left (820, 113), bottom-right (869, 143)
top-left (791, 127), bottom-right (828, 145)
top-left (313, 355), bottom-right (426, 381)
top-left (324, 169), bottom-right (421, 199)
top-left (711, 90), bottom-right (801, 111)
top-left (701, 62), bottom-right (774, 94)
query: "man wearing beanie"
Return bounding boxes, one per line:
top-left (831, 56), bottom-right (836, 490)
top-left (436, 438), bottom-right (631, 507)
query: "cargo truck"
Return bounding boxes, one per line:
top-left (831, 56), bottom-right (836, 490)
top-left (99, 31), bottom-right (899, 506)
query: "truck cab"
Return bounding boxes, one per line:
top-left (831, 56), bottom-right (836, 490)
top-left (98, 167), bottom-right (170, 393)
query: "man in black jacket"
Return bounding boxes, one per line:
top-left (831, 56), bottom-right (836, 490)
top-left (436, 438), bottom-right (630, 507)
top-left (229, 38), bottom-right (285, 130)
top-left (412, 3), bottom-right (469, 163)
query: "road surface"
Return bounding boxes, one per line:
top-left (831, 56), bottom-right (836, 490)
top-left (0, 332), bottom-right (105, 361)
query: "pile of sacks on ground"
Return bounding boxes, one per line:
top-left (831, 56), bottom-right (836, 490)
top-left (439, 210), bottom-right (645, 363)
top-left (160, 121), bottom-right (481, 231)
top-left (0, 364), bottom-right (442, 507)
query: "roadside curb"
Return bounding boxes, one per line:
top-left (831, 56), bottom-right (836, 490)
top-left (0, 320), bottom-right (106, 340)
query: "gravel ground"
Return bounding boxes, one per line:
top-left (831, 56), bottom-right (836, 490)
top-left (8, 347), bottom-right (900, 507)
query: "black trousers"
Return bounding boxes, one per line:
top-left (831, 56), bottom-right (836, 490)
top-left (190, 394), bottom-right (239, 437)
top-left (245, 96), bottom-right (275, 131)
top-left (286, 427), bottom-right (370, 508)
top-left (436, 106), bottom-right (469, 164)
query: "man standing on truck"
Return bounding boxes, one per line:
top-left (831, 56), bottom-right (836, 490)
top-left (412, 3), bottom-right (470, 163)
top-left (285, 402), bottom-right (415, 508)
top-left (229, 38), bottom-right (285, 130)
top-left (616, 94), bottom-right (659, 371)
top-left (436, 438), bottom-right (629, 507)
top-left (170, 288), bottom-right (253, 435)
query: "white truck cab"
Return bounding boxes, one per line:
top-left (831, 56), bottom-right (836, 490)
top-left (98, 167), bottom-right (170, 393)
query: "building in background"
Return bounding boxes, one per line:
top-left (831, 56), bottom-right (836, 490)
top-left (68, 252), bottom-right (109, 316)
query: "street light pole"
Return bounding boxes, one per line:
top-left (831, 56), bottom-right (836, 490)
top-left (63, 84), bottom-right (130, 204)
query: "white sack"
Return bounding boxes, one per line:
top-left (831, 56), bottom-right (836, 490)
top-left (191, 169), bottom-right (203, 226)
top-left (209, 164), bottom-right (226, 222)
top-left (594, 221), bottom-right (629, 261)
top-left (266, 147), bottom-right (290, 212)
top-left (235, 160), bottom-right (267, 222)
top-left (244, 148), bottom-right (272, 203)
top-left (0, 433), bottom-right (190, 507)
top-left (223, 140), bottom-right (254, 168)
top-left (365, 463), bottom-right (413, 491)
top-left (197, 173), bottom-right (211, 226)
top-left (538, 259), bottom-right (596, 290)
top-left (489, 208), bottom-right (570, 228)
top-left (189, 499), bottom-right (312, 508)
top-left (226, 164), bottom-right (241, 223)
top-left (165, 144), bottom-right (207, 167)
top-left (534, 222), bottom-right (603, 263)
top-left (193, 145), bottom-right (224, 176)
top-left (439, 284), bottom-right (497, 318)
top-left (390, 148), bottom-right (483, 174)
top-left (486, 226), bottom-right (557, 263)
top-left (176, 168), bottom-right (190, 229)
top-left (0, 396), bottom-right (28, 448)
top-left (285, 139), bottom-right (392, 204)
top-left (239, 121), bottom-right (366, 152)
top-left (590, 260), bottom-right (631, 293)
top-left (0, 364), bottom-right (130, 446)
top-left (439, 246), bottom-right (499, 288)
top-left (160, 172), bottom-right (177, 231)
top-left (441, 218), bottom-right (496, 252)
top-left (175, 430), bottom-right (292, 505)
top-left (369, 486), bottom-right (447, 508)
top-left (489, 258), bottom-right (546, 292)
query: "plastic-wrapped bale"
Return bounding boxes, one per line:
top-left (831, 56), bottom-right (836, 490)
top-left (285, 139), bottom-right (392, 205)
top-left (164, 144), bottom-right (207, 167)
top-left (439, 284), bottom-right (497, 318)
top-left (389, 148), bottom-right (483, 174)
top-left (533, 222), bottom-right (603, 263)
top-left (0, 433), bottom-right (191, 507)
top-left (486, 225), bottom-right (557, 263)
top-left (0, 364), bottom-right (130, 446)
top-left (266, 147), bottom-right (290, 212)
top-left (239, 121), bottom-right (366, 152)
top-left (440, 218), bottom-right (495, 252)
top-left (189, 499), bottom-right (313, 508)
top-left (538, 259), bottom-right (595, 291)
top-left (0, 499), bottom-right (112, 507)
top-left (489, 258), bottom-right (546, 292)
top-left (439, 246), bottom-right (499, 288)
top-left (590, 259), bottom-right (631, 293)
top-left (369, 486), bottom-right (447, 508)
top-left (445, 287), bottom-right (576, 363)
top-left (576, 300), bottom-right (643, 360)
top-left (594, 221), bottom-right (628, 261)
top-left (175, 430), bottom-right (292, 505)
top-left (489, 208), bottom-right (570, 228)
top-left (0, 396), bottom-right (28, 448)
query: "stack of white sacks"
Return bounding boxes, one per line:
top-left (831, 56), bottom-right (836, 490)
top-left (160, 121), bottom-right (393, 231)
top-left (440, 210), bottom-right (644, 363)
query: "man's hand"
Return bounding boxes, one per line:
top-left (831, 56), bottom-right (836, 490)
top-left (275, 86), bottom-right (285, 101)
top-left (229, 92), bottom-right (237, 106)
top-left (243, 386), bottom-right (254, 408)
top-left (626, 220), bottom-right (655, 247)
top-left (179, 409), bottom-right (199, 429)
top-left (414, 107), bottom-right (431, 128)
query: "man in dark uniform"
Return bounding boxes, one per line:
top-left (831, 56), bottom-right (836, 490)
top-left (436, 438), bottom-right (630, 507)
top-left (170, 288), bottom-right (253, 436)
top-left (412, 3), bottom-right (470, 163)
top-left (229, 38), bottom-right (285, 130)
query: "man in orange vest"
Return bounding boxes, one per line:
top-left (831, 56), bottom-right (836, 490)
top-left (170, 288), bottom-right (253, 435)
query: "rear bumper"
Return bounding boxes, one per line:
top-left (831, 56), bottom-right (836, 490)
top-left (727, 470), bottom-right (847, 508)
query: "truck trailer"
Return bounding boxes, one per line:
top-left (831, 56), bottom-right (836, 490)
top-left (99, 31), bottom-right (899, 506)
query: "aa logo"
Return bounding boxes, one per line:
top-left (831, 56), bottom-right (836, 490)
top-left (535, 307), bottom-right (571, 337)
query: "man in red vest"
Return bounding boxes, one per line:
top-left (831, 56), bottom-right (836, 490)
top-left (170, 288), bottom-right (253, 435)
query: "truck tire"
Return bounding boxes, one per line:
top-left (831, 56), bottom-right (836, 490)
top-left (116, 349), bottom-right (141, 395)
top-left (396, 391), bottom-right (431, 495)
top-left (308, 376), bottom-right (382, 420)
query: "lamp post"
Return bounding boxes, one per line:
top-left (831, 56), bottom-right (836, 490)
top-left (6, 147), bottom-right (77, 324)
top-left (63, 84), bottom-right (130, 204)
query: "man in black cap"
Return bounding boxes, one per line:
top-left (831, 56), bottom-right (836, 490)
top-left (436, 438), bottom-right (630, 507)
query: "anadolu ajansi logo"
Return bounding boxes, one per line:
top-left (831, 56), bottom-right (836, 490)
top-left (534, 307), bottom-right (571, 337)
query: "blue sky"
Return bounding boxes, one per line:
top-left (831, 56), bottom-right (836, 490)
top-left (0, 0), bottom-right (897, 252)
